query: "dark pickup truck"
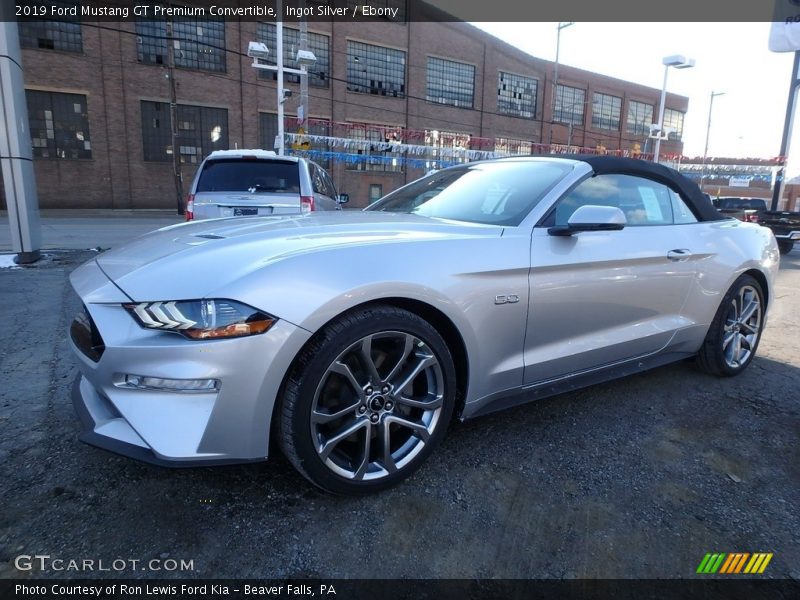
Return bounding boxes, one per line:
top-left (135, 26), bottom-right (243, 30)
top-left (713, 197), bottom-right (800, 254)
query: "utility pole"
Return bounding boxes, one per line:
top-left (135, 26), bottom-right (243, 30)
top-left (771, 51), bottom-right (800, 211)
top-left (0, 11), bottom-right (41, 263)
top-left (275, 0), bottom-right (286, 155)
top-left (700, 91), bottom-right (725, 193)
top-left (298, 0), bottom-right (309, 132)
top-left (166, 20), bottom-right (184, 215)
top-left (549, 22), bottom-right (573, 145)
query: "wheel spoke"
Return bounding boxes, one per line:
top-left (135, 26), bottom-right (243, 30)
top-left (312, 399), bottom-right (362, 424)
top-left (377, 420), bottom-right (397, 474)
top-left (732, 332), bottom-right (742, 365)
top-left (329, 361), bottom-right (367, 400)
top-left (386, 415), bottom-right (431, 443)
top-left (722, 331), bottom-right (736, 351)
top-left (740, 297), bottom-right (759, 323)
top-left (385, 334), bottom-right (415, 384)
top-left (353, 423), bottom-right (372, 480)
top-left (319, 418), bottom-right (367, 460)
top-left (740, 320), bottom-right (759, 335)
top-left (396, 393), bottom-right (443, 410)
top-left (358, 336), bottom-right (382, 385)
top-left (394, 354), bottom-right (437, 394)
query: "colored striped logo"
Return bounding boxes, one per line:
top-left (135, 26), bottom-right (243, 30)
top-left (696, 553), bottom-right (773, 574)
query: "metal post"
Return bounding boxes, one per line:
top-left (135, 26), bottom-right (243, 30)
top-left (0, 15), bottom-right (41, 263)
top-left (166, 20), bottom-right (184, 215)
top-left (653, 63), bottom-right (669, 164)
top-left (771, 50), bottom-right (800, 211)
top-left (276, 0), bottom-right (285, 156)
top-left (299, 0), bottom-right (309, 131)
top-left (550, 22), bottom-right (573, 145)
top-left (700, 91), bottom-right (724, 192)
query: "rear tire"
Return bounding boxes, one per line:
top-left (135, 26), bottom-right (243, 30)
top-left (777, 240), bottom-right (794, 255)
top-left (696, 274), bottom-right (764, 377)
top-left (277, 304), bottom-right (456, 495)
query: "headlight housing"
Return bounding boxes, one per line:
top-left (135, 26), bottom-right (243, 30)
top-left (123, 299), bottom-right (276, 340)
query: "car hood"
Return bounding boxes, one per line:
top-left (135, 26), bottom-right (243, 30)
top-left (93, 212), bottom-right (503, 302)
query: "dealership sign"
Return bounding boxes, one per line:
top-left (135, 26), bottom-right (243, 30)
top-left (729, 176), bottom-right (751, 187)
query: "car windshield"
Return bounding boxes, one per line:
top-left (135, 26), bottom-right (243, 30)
top-left (366, 160), bottom-right (572, 226)
top-left (196, 159), bottom-right (301, 193)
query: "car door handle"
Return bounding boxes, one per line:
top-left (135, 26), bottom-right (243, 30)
top-left (667, 249), bottom-right (692, 262)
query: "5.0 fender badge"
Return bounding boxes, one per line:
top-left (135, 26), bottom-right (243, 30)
top-left (495, 294), bottom-right (520, 305)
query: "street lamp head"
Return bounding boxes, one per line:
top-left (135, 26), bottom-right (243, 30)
top-left (247, 41), bottom-right (270, 60)
top-left (558, 21), bottom-right (575, 30)
top-left (295, 49), bottom-right (317, 69)
top-left (662, 54), bottom-right (695, 69)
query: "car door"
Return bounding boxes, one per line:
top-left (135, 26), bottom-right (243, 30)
top-left (524, 173), bottom-right (699, 384)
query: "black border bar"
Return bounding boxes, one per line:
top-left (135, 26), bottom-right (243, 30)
top-left (4, 579), bottom-right (800, 600)
top-left (9, 0), bottom-right (800, 22)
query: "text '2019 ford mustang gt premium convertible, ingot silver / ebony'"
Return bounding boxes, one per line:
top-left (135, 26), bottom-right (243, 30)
top-left (69, 156), bottom-right (779, 494)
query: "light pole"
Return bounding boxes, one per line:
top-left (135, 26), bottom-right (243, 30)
top-left (550, 22), bottom-right (574, 144)
top-left (700, 91), bottom-right (725, 192)
top-left (247, 0), bottom-right (316, 156)
top-left (653, 54), bottom-right (695, 164)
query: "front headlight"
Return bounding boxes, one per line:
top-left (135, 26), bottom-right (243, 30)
top-left (123, 299), bottom-right (276, 340)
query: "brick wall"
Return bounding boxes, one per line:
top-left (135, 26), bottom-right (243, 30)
top-left (7, 19), bottom-right (689, 210)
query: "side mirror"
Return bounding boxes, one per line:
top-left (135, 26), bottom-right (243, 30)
top-left (337, 194), bottom-right (350, 205)
top-left (548, 205), bottom-right (626, 236)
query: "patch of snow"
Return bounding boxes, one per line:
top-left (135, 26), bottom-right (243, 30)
top-left (0, 255), bottom-right (21, 269)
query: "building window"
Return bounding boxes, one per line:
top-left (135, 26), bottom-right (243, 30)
top-left (554, 85), bottom-right (585, 125)
top-left (18, 1), bottom-right (82, 52)
top-left (426, 57), bottom-right (475, 109)
top-left (348, 123), bottom-right (403, 172)
top-left (136, 18), bottom-right (226, 72)
top-left (627, 100), bottom-right (654, 137)
top-left (425, 129), bottom-right (472, 164)
top-left (257, 24), bottom-right (330, 88)
top-left (369, 184), bottom-right (383, 202)
top-left (141, 101), bottom-right (228, 163)
top-left (663, 108), bottom-right (685, 141)
top-left (497, 71), bottom-right (537, 118)
top-left (494, 137), bottom-right (532, 156)
top-left (346, 0), bottom-right (407, 22)
top-left (592, 93), bottom-right (622, 131)
top-left (346, 41), bottom-right (406, 98)
top-left (26, 90), bottom-right (91, 159)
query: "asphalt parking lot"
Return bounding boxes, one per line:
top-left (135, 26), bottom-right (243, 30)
top-left (0, 245), bottom-right (798, 580)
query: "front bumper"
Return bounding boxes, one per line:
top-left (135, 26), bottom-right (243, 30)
top-left (69, 259), bottom-right (312, 466)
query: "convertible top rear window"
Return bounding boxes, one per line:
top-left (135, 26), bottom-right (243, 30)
top-left (367, 161), bottom-right (571, 226)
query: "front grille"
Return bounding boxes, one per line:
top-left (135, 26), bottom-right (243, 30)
top-left (70, 305), bottom-right (105, 362)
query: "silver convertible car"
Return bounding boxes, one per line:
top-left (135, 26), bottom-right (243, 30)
top-left (69, 156), bottom-right (779, 494)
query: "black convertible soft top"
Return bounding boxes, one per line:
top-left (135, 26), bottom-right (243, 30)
top-left (557, 154), bottom-right (724, 222)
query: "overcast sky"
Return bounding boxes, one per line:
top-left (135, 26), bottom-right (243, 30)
top-left (470, 22), bottom-right (799, 172)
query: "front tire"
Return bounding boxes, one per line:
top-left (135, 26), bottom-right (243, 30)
top-left (696, 274), bottom-right (765, 377)
top-left (777, 240), bottom-right (794, 255)
top-left (277, 305), bottom-right (457, 495)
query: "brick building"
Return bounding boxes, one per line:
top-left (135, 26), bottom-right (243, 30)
top-left (5, 5), bottom-right (688, 210)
